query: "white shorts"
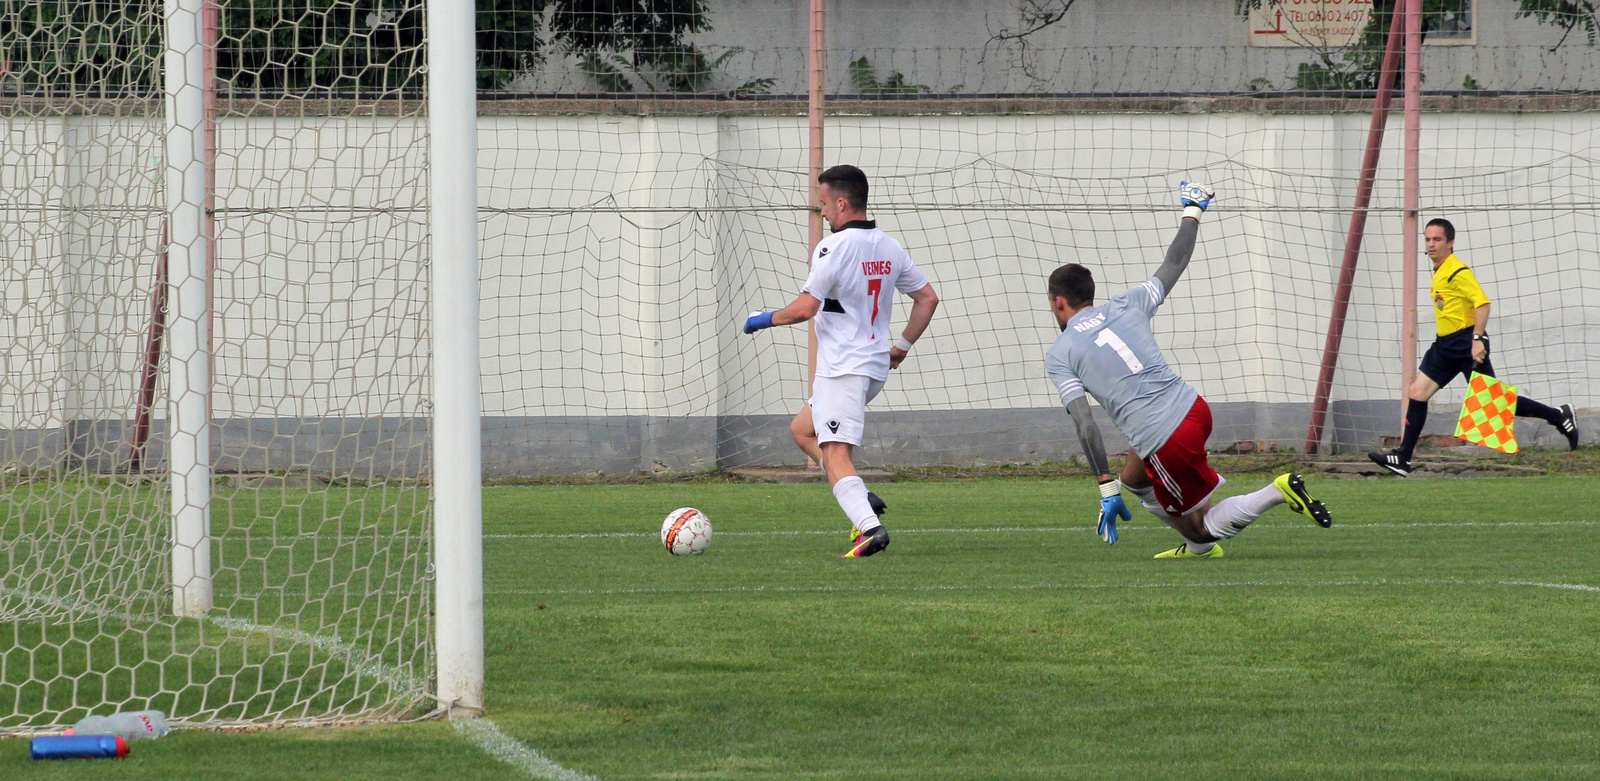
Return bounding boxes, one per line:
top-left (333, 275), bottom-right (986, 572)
top-left (808, 374), bottom-right (885, 447)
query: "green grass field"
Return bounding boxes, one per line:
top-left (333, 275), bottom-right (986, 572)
top-left (6, 473), bottom-right (1600, 779)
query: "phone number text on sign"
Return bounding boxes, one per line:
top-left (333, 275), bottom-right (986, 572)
top-left (1249, 0), bottom-right (1374, 48)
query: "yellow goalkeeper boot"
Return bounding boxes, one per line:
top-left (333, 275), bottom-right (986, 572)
top-left (1153, 542), bottom-right (1224, 559)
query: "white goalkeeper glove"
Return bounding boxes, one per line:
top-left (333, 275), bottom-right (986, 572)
top-left (1179, 181), bottom-right (1214, 221)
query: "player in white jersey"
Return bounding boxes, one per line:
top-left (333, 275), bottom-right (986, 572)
top-left (743, 164), bottom-right (940, 557)
top-left (1044, 182), bottom-right (1333, 559)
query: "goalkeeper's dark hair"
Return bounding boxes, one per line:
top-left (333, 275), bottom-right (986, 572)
top-left (1048, 263), bottom-right (1095, 308)
top-left (818, 164), bottom-right (869, 210)
top-left (1426, 217), bottom-right (1456, 242)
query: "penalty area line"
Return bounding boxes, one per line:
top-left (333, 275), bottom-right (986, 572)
top-left (488, 577), bottom-right (1600, 598)
top-left (482, 519), bottom-right (1598, 540)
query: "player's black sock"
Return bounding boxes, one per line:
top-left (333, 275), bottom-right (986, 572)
top-left (1513, 396), bottom-right (1561, 424)
top-left (1397, 398), bottom-right (1429, 458)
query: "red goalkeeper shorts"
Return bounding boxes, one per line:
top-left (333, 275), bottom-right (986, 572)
top-left (1143, 396), bottom-right (1226, 517)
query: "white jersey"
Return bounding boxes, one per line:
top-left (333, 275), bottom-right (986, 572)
top-left (801, 220), bottom-right (929, 381)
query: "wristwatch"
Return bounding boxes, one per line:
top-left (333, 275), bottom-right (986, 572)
top-left (1472, 334), bottom-right (1489, 343)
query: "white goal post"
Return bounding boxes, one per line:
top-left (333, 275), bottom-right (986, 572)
top-left (427, 0), bottom-right (486, 718)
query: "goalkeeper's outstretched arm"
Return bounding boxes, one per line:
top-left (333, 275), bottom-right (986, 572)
top-left (1152, 181), bottom-right (1212, 296)
top-left (1065, 396), bottom-right (1113, 481)
top-left (1152, 218), bottom-right (1199, 296)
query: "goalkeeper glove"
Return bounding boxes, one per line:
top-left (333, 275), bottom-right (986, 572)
top-left (1179, 181), bottom-right (1214, 221)
top-left (1097, 478), bottom-right (1129, 545)
top-left (743, 311), bottom-right (775, 334)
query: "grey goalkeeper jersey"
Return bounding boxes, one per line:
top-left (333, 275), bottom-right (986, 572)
top-left (1044, 277), bottom-right (1198, 459)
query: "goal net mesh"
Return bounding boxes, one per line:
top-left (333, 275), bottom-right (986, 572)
top-left (474, 2), bottom-right (1599, 477)
top-left (0, 0), bottom-right (433, 732)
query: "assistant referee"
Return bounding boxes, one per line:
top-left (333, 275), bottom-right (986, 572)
top-left (1369, 218), bottom-right (1579, 477)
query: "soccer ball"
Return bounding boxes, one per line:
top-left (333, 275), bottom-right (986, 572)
top-left (660, 507), bottom-right (713, 555)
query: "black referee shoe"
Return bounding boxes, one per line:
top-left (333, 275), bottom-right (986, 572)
top-left (867, 491), bottom-right (888, 518)
top-left (1557, 404), bottom-right (1580, 451)
top-left (1367, 450), bottom-right (1411, 478)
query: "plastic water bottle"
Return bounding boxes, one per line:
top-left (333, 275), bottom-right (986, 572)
top-left (67, 710), bottom-right (169, 742)
top-left (31, 735), bottom-right (129, 759)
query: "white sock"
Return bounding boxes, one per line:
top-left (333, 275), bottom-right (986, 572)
top-left (1186, 540), bottom-right (1216, 555)
top-left (1201, 484), bottom-right (1283, 540)
top-left (832, 476), bottom-right (881, 534)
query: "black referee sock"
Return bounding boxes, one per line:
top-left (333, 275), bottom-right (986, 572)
top-left (1398, 398), bottom-right (1429, 459)
top-left (1514, 396), bottom-right (1562, 424)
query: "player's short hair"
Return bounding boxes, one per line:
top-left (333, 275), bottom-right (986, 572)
top-left (1048, 263), bottom-right (1095, 308)
top-left (818, 164), bottom-right (869, 210)
top-left (1426, 217), bottom-right (1456, 242)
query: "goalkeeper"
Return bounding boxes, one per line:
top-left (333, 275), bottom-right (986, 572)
top-left (1043, 182), bottom-right (1332, 558)
top-left (1368, 218), bottom-right (1579, 477)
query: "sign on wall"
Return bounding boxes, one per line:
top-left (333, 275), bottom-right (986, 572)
top-left (1248, 1), bottom-right (1475, 48)
top-left (1249, 0), bottom-right (1375, 48)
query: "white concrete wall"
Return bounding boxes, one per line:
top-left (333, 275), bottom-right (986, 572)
top-left (3, 110), bottom-right (1597, 455)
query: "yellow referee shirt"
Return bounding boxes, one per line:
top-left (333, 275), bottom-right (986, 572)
top-left (1430, 254), bottom-right (1490, 335)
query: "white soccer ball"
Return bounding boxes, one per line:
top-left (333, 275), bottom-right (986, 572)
top-left (660, 507), bottom-right (713, 555)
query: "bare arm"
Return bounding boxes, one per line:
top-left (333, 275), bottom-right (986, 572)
top-left (1151, 217), bottom-right (1200, 297)
top-left (889, 284), bottom-right (940, 369)
top-left (771, 292), bottom-right (823, 326)
top-left (1065, 396), bottom-right (1113, 481)
top-left (1472, 302), bottom-right (1491, 363)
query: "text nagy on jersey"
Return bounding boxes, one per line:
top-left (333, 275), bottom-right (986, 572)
top-left (1071, 312), bottom-right (1106, 333)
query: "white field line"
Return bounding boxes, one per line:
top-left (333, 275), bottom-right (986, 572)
top-left (1499, 580), bottom-right (1600, 592)
top-left (453, 719), bottom-right (601, 781)
top-left (486, 577), bottom-right (1600, 598)
top-left (12, 519), bottom-right (1593, 546)
top-left (482, 519), bottom-right (1599, 539)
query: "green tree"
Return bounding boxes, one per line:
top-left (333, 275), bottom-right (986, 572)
top-left (0, 1), bottom-right (162, 97)
top-left (219, 1), bottom-right (425, 96)
top-left (1, 0), bottom-right (730, 96)
top-left (477, 0), bottom-right (715, 91)
top-left (1514, 0), bottom-right (1600, 46)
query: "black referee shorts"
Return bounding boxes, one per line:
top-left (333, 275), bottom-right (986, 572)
top-left (1418, 327), bottom-right (1494, 387)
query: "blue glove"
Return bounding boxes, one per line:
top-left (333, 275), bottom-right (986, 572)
top-left (1097, 479), bottom-right (1129, 545)
top-left (743, 311), bottom-right (775, 334)
top-left (1179, 180), bottom-right (1214, 216)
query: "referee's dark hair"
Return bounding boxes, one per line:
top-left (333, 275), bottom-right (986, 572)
top-left (818, 164), bottom-right (869, 211)
top-left (1049, 263), bottom-right (1095, 308)
top-left (1426, 217), bottom-right (1456, 242)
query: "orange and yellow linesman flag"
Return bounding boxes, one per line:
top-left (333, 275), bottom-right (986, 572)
top-left (1454, 372), bottom-right (1519, 453)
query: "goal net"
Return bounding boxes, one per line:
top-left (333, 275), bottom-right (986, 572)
top-left (474, 1), bottom-right (1598, 477)
top-left (1, 0), bottom-right (434, 731)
